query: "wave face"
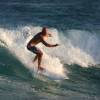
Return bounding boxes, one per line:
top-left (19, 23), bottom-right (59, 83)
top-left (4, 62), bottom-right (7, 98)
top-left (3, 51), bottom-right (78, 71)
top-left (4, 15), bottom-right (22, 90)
top-left (0, 26), bottom-right (100, 100)
top-left (0, 0), bottom-right (100, 100)
top-left (0, 26), bottom-right (68, 80)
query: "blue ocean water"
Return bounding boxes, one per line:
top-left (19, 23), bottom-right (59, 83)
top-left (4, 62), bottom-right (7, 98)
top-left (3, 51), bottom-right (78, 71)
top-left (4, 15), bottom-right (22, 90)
top-left (0, 0), bottom-right (100, 100)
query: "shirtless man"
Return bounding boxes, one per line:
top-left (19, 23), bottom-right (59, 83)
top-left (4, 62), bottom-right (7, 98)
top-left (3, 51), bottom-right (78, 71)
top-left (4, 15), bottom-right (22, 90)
top-left (27, 27), bottom-right (59, 71)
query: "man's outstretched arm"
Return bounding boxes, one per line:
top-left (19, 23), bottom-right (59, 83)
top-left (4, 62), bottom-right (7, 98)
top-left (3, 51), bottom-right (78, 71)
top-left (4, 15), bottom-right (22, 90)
top-left (42, 39), bottom-right (59, 47)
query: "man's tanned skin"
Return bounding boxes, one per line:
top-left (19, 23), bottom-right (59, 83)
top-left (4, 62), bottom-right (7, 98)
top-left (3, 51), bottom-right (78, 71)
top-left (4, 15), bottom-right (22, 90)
top-left (27, 27), bottom-right (59, 71)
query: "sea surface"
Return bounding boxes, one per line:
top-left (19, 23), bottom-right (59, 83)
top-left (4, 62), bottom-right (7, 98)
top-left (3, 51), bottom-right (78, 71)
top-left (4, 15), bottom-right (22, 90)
top-left (0, 0), bottom-right (100, 100)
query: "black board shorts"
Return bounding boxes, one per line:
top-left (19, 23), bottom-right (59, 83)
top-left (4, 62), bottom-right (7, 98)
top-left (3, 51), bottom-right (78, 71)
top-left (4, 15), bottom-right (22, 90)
top-left (27, 46), bottom-right (42, 54)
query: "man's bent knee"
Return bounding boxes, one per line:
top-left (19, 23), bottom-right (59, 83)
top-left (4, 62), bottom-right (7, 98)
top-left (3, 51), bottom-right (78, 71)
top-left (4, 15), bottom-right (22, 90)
top-left (38, 52), bottom-right (43, 56)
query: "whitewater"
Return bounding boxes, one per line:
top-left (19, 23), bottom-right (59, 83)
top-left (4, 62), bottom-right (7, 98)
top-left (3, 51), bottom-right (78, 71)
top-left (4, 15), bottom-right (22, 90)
top-left (0, 0), bottom-right (100, 100)
top-left (0, 26), bottom-right (99, 80)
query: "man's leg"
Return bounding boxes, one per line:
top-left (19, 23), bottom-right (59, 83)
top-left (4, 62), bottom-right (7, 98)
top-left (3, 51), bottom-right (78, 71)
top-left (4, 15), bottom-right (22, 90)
top-left (29, 46), bottom-right (44, 70)
top-left (37, 52), bottom-right (44, 70)
top-left (33, 55), bottom-right (38, 63)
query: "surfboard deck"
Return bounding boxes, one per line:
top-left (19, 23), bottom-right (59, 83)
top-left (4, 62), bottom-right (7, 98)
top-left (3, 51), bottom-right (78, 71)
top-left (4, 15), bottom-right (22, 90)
top-left (33, 64), bottom-right (67, 80)
top-left (33, 69), bottom-right (52, 81)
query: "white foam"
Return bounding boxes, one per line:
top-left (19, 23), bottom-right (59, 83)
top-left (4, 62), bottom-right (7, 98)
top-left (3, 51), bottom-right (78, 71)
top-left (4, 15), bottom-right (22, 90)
top-left (65, 30), bottom-right (99, 66)
top-left (0, 27), bottom-right (67, 80)
top-left (0, 26), bottom-right (99, 80)
top-left (0, 41), bottom-right (6, 47)
top-left (40, 29), bottom-right (96, 67)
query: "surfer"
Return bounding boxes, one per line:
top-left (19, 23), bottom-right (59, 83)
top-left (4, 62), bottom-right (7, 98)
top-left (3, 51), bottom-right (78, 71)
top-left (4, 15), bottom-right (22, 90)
top-left (27, 27), bottom-right (59, 71)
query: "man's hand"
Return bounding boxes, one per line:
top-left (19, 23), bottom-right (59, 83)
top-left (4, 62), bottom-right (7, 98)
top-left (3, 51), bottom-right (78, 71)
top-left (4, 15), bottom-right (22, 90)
top-left (54, 44), bottom-right (59, 46)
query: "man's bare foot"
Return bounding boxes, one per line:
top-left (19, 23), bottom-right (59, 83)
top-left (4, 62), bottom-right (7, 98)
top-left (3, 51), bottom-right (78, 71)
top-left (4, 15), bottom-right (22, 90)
top-left (38, 67), bottom-right (44, 71)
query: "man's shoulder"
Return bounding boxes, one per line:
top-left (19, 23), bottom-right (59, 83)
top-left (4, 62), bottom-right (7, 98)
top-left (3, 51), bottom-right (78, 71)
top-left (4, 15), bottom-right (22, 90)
top-left (33, 32), bottom-right (42, 40)
top-left (37, 32), bottom-right (41, 35)
top-left (34, 32), bottom-right (41, 37)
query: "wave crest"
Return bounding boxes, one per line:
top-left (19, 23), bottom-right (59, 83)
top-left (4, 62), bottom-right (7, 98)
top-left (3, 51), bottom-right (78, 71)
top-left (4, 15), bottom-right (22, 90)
top-left (0, 26), bottom-right (99, 79)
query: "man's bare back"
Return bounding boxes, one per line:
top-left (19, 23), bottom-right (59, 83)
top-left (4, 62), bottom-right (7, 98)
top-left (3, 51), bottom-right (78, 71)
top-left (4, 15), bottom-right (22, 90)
top-left (27, 27), bottom-right (59, 71)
